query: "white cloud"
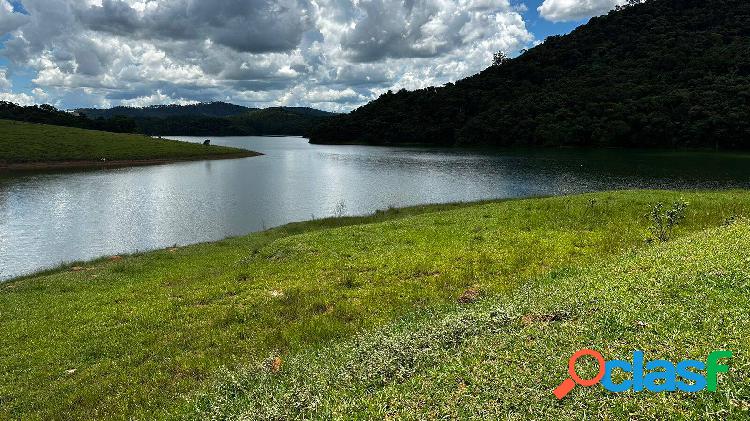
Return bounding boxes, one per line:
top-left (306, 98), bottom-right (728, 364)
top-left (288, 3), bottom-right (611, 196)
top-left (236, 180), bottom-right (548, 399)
top-left (120, 90), bottom-right (199, 107)
top-left (75, 0), bottom-right (313, 54)
top-left (0, 0), bottom-right (29, 34)
top-left (31, 87), bottom-right (48, 101)
top-left (0, 68), bottom-right (12, 90)
top-left (0, 91), bottom-right (37, 105)
top-left (538, 0), bottom-right (626, 22)
top-left (0, 67), bottom-right (51, 105)
top-left (0, 0), bottom-right (535, 111)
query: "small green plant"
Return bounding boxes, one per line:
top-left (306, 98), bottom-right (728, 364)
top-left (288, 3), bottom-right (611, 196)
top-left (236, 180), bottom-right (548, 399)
top-left (646, 200), bottom-right (688, 242)
top-left (582, 198), bottom-right (598, 219)
top-left (723, 215), bottom-right (744, 226)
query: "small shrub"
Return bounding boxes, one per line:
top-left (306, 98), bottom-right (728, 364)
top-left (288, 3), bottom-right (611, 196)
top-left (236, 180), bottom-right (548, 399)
top-left (645, 200), bottom-right (688, 242)
top-left (723, 215), bottom-right (744, 226)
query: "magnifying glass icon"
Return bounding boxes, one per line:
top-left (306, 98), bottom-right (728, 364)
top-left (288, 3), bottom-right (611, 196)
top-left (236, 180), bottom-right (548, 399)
top-left (553, 349), bottom-right (606, 399)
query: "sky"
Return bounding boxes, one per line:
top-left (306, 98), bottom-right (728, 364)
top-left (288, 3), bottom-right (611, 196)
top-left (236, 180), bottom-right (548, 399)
top-left (0, 0), bottom-right (626, 111)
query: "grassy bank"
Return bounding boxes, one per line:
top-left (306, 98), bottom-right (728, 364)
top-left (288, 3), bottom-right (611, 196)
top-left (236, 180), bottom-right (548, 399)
top-left (0, 119), bottom-right (259, 169)
top-left (1, 190), bottom-right (749, 419)
top-left (199, 220), bottom-right (750, 420)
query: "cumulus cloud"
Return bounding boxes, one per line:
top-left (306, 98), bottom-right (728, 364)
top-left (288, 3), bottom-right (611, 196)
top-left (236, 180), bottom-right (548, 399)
top-left (0, 68), bottom-right (11, 90)
top-left (0, 68), bottom-right (48, 104)
top-left (333, 0), bottom-right (529, 63)
top-left (120, 90), bottom-right (199, 107)
top-left (538, 0), bottom-right (626, 22)
top-left (75, 0), bottom-right (313, 54)
top-left (0, 91), bottom-right (36, 104)
top-left (0, 0), bottom-right (534, 111)
top-left (0, 0), bottom-right (28, 34)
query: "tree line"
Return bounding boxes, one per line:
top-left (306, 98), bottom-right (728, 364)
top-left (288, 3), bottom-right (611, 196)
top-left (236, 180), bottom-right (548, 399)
top-left (1, 102), bottom-right (138, 134)
top-left (0, 101), bottom-right (337, 137)
top-left (310, 0), bottom-right (750, 150)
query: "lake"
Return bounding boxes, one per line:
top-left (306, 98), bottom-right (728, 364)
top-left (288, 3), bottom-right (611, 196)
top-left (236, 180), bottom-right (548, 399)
top-left (2, 136), bottom-right (750, 281)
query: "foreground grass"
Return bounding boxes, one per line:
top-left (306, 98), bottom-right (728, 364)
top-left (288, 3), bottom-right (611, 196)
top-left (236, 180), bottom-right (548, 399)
top-left (0, 190), bottom-right (749, 418)
top-left (0, 119), bottom-right (257, 165)
top-left (199, 221), bottom-right (750, 419)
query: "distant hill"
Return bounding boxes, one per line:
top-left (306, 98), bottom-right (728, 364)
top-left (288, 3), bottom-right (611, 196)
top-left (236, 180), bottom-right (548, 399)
top-left (229, 107), bottom-right (338, 136)
top-left (1, 101), bottom-right (337, 137)
top-left (310, 0), bottom-right (750, 150)
top-left (77, 102), bottom-right (254, 119)
top-left (125, 107), bottom-right (338, 136)
top-left (275, 107), bottom-right (339, 118)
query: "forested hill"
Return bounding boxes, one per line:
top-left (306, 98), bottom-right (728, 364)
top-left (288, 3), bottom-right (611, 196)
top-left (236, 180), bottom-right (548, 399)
top-left (78, 102), bottom-right (337, 136)
top-left (1, 101), bottom-right (337, 137)
top-left (77, 102), bottom-right (253, 119)
top-left (1, 101), bottom-right (138, 133)
top-left (310, 0), bottom-right (750, 149)
top-left (130, 107), bottom-right (339, 136)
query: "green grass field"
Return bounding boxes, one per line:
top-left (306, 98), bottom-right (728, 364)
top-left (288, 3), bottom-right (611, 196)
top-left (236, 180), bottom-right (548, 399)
top-left (199, 219), bottom-right (750, 420)
top-left (0, 119), bottom-right (257, 165)
top-left (1, 190), bottom-right (749, 419)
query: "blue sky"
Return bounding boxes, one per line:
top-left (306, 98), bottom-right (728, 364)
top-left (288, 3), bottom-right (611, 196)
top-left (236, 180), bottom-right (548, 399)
top-left (0, 0), bottom-right (620, 110)
top-left (524, 3), bottom-right (586, 42)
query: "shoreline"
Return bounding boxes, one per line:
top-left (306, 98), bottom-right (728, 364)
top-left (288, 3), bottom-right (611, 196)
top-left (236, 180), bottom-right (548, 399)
top-left (2, 199), bottom-right (490, 284)
top-left (4, 188), bottom-right (745, 284)
top-left (2, 190), bottom-right (749, 419)
top-left (307, 140), bottom-right (748, 155)
top-left (0, 150), bottom-right (262, 172)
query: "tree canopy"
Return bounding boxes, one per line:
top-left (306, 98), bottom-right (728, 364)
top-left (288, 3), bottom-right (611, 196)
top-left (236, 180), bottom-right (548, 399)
top-left (1, 101), bottom-right (337, 137)
top-left (310, 0), bottom-right (750, 150)
top-left (0, 102), bottom-right (138, 134)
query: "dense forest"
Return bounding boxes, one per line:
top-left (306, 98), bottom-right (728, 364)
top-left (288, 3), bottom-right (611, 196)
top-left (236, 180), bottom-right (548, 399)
top-left (1, 102), bottom-right (336, 136)
top-left (310, 0), bottom-right (750, 149)
top-left (77, 102), bottom-right (253, 119)
top-left (127, 107), bottom-right (338, 136)
top-left (79, 102), bottom-right (337, 136)
top-left (0, 102), bottom-right (138, 133)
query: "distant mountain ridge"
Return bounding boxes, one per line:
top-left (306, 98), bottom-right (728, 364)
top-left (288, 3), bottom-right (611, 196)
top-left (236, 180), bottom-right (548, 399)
top-left (310, 0), bottom-right (750, 149)
top-left (1, 101), bottom-right (336, 137)
top-left (77, 102), bottom-right (254, 119)
top-left (76, 102), bottom-right (339, 136)
top-left (123, 106), bottom-right (339, 136)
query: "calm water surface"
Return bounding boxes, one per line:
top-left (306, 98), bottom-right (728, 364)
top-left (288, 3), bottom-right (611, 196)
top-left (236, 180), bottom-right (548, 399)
top-left (2, 136), bottom-right (750, 280)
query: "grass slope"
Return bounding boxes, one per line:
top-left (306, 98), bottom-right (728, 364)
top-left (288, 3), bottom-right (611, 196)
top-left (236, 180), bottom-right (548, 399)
top-left (0, 191), bottom-right (748, 419)
top-left (0, 119), bottom-right (257, 165)
top-left (199, 221), bottom-right (750, 420)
